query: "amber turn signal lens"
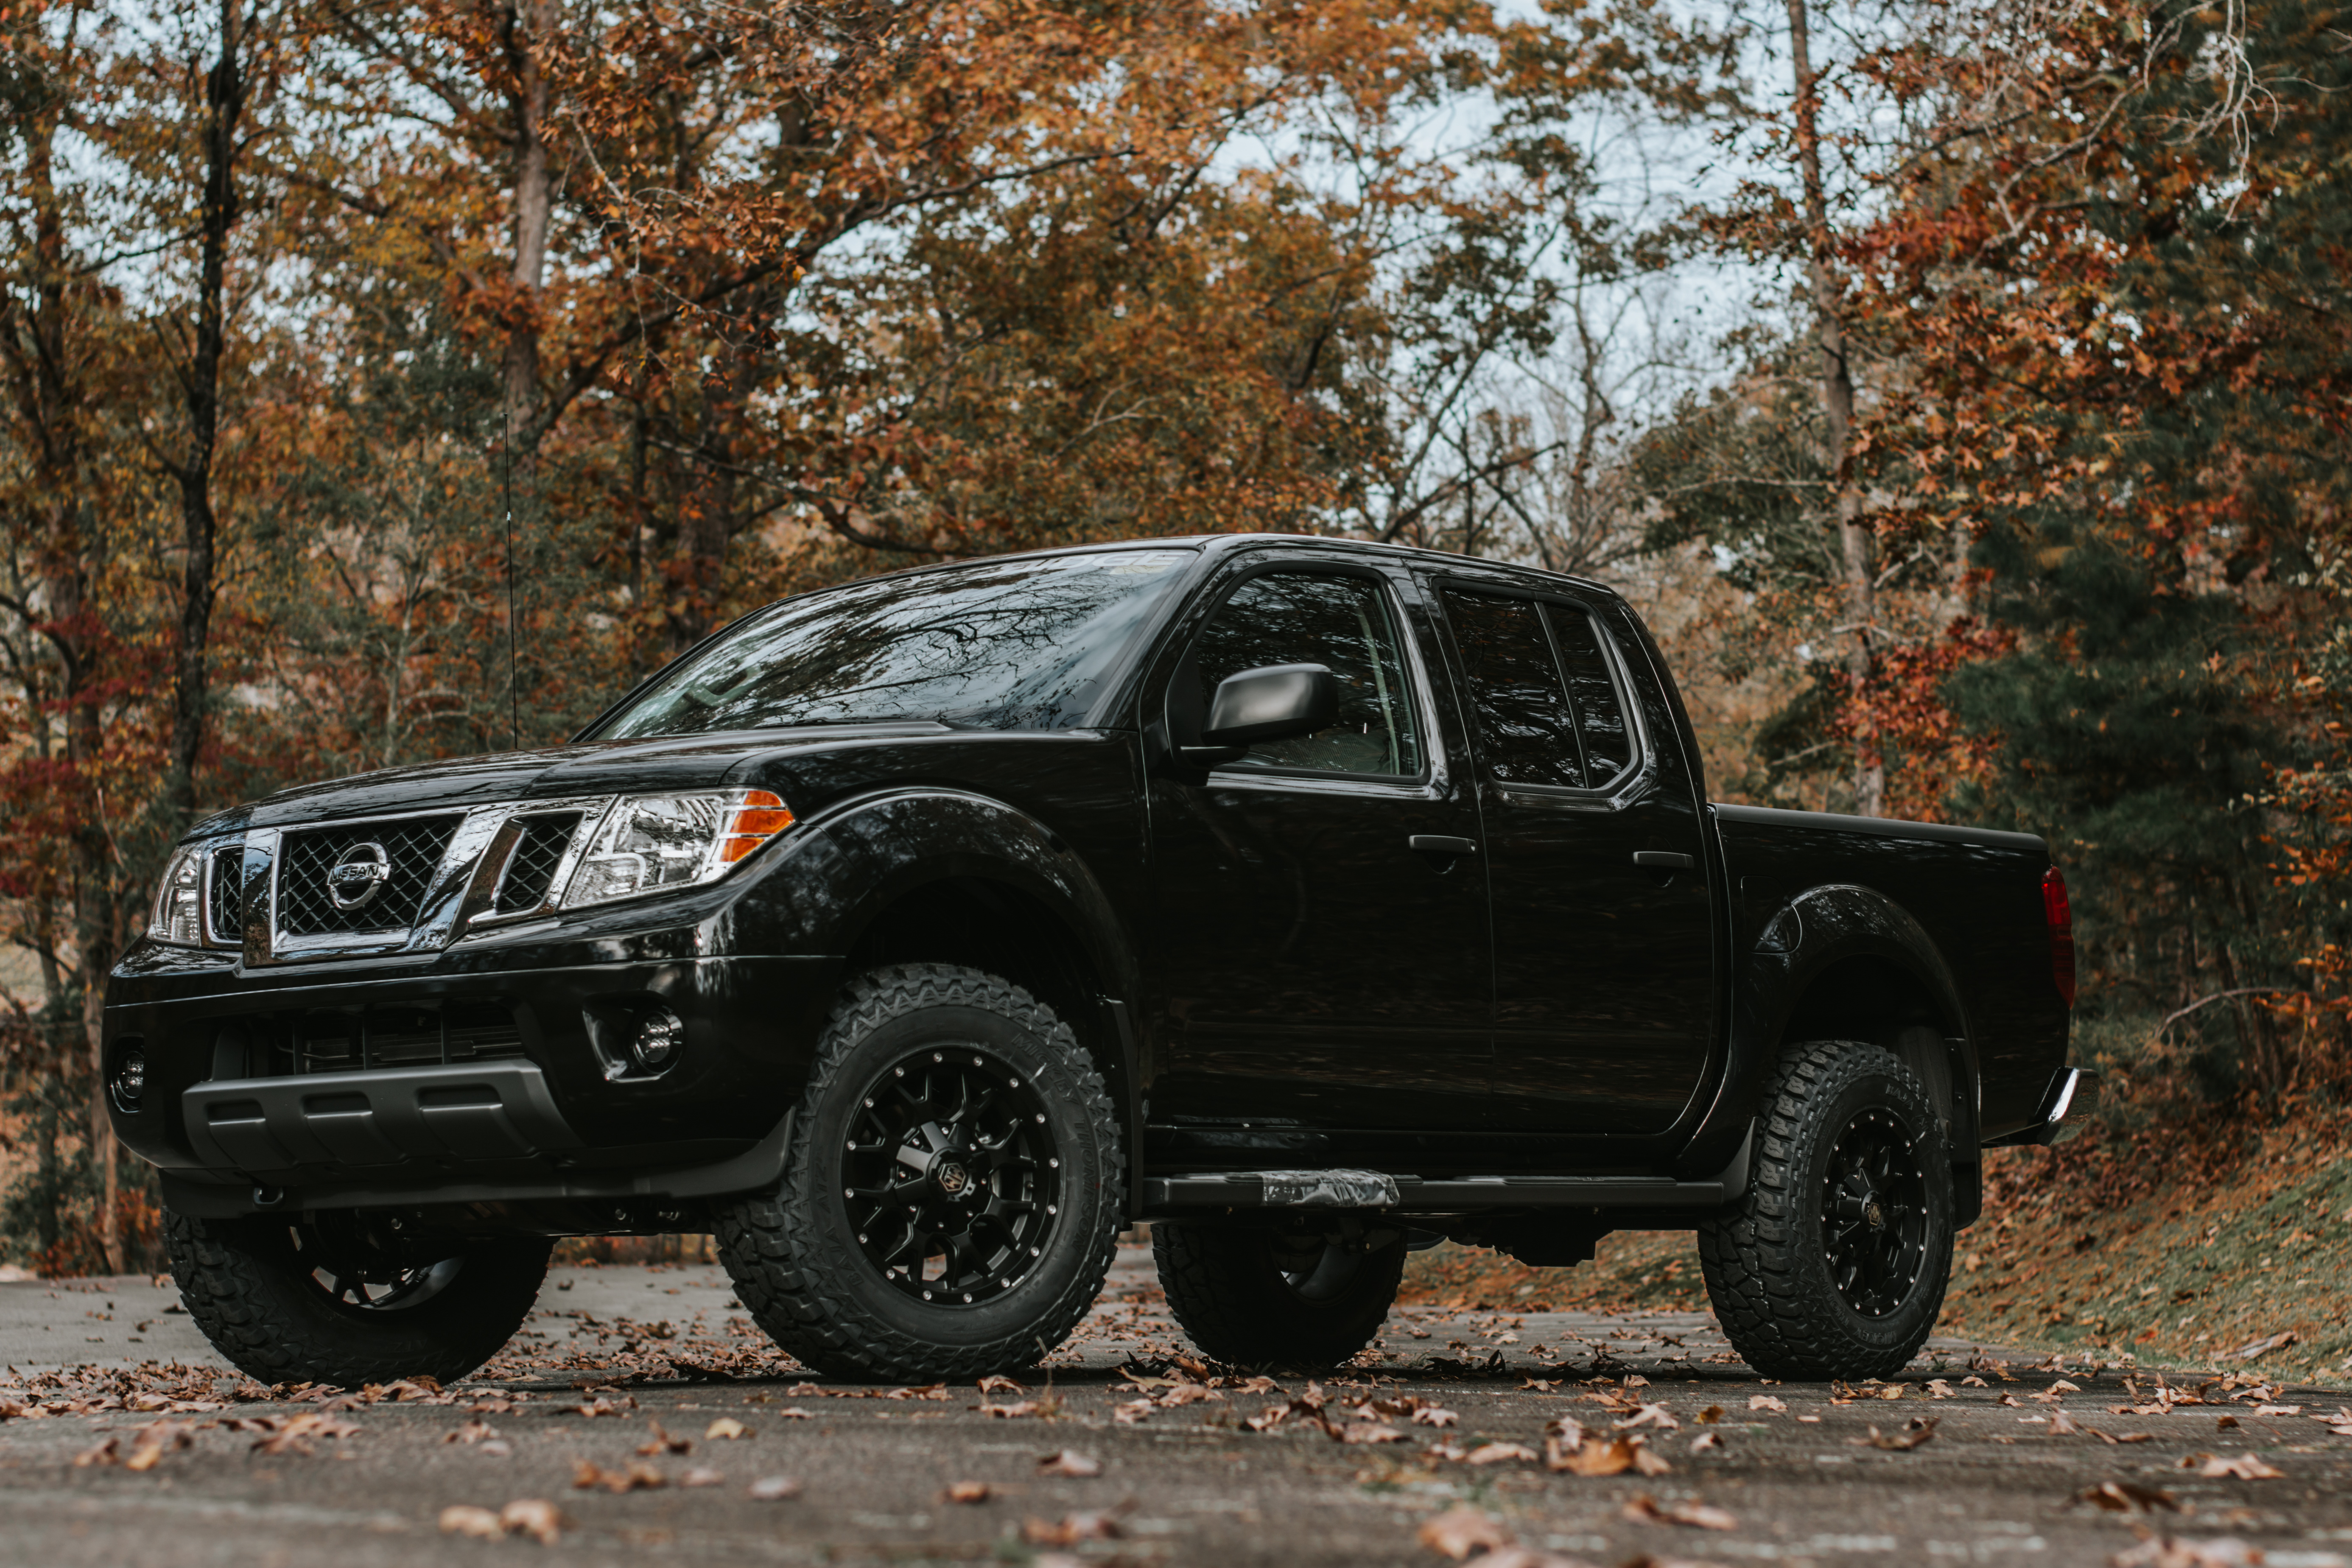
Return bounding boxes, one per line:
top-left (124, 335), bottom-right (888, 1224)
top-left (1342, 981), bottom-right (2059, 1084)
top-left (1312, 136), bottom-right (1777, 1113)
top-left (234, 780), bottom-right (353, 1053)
top-left (718, 790), bottom-right (795, 864)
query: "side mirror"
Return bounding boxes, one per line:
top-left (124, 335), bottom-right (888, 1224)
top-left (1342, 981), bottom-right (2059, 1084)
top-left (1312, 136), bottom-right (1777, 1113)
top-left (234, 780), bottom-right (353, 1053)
top-left (1201, 664), bottom-right (1339, 749)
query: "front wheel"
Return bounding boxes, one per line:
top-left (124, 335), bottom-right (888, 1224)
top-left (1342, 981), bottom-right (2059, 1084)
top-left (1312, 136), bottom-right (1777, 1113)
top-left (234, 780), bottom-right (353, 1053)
top-left (1698, 1038), bottom-right (1955, 1380)
top-left (1154, 1223), bottom-right (1404, 1369)
top-left (713, 964), bottom-right (1122, 1382)
top-left (166, 1209), bottom-right (549, 1387)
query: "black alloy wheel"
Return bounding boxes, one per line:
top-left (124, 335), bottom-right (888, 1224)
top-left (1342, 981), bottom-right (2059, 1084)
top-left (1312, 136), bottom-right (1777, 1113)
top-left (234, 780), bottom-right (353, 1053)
top-left (714, 964), bottom-right (1122, 1383)
top-left (1820, 1105), bottom-right (1930, 1316)
top-left (294, 1210), bottom-right (468, 1314)
top-left (843, 1047), bottom-right (1061, 1306)
top-left (1696, 1038), bottom-right (1955, 1380)
top-left (1154, 1224), bottom-right (1406, 1369)
top-left (165, 1207), bottom-right (549, 1387)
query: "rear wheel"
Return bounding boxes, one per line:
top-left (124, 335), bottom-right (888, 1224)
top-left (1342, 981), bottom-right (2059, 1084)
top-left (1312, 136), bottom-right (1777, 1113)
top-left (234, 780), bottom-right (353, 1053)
top-left (1698, 1039), bottom-right (1955, 1380)
top-left (713, 963), bottom-right (1122, 1382)
top-left (1154, 1223), bottom-right (1404, 1369)
top-left (165, 1209), bottom-right (549, 1387)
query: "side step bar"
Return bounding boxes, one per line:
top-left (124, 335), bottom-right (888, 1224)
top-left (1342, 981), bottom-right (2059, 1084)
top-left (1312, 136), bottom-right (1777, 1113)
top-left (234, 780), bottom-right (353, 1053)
top-left (1141, 1124), bottom-right (1753, 1214)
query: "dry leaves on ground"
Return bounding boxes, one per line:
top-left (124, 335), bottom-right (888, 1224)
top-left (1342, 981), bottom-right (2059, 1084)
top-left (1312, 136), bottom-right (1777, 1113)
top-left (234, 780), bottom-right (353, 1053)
top-left (945, 1481), bottom-right (990, 1504)
top-left (439, 1499), bottom-right (565, 1546)
top-left (680, 1467), bottom-right (724, 1487)
top-left (1544, 1417), bottom-right (1670, 1477)
top-left (2077, 1481), bottom-right (2183, 1514)
top-left (704, 1417), bottom-right (750, 1440)
top-left (747, 1476), bottom-right (801, 1501)
top-left (637, 1421), bottom-right (692, 1455)
top-left (2187, 1453), bottom-right (2284, 1479)
top-left (1418, 1504), bottom-right (1510, 1561)
top-left (75, 1419), bottom-right (196, 1471)
top-left (1024, 1511), bottom-right (1123, 1546)
top-left (1463, 1442), bottom-right (1538, 1465)
top-left (1853, 1417), bottom-right (1938, 1451)
top-left (1622, 1494), bottom-right (1737, 1531)
top-left (234, 1412), bottom-right (360, 1456)
top-left (1748, 1395), bottom-right (1787, 1414)
top-left (1037, 1449), bottom-right (1102, 1477)
top-left (572, 1459), bottom-right (666, 1493)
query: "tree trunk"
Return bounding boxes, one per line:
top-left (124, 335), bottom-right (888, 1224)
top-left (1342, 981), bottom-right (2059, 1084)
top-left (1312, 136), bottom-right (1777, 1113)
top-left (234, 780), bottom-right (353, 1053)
top-left (1783, 0), bottom-right (1882, 817)
top-left (501, 0), bottom-right (557, 446)
top-left (165, 0), bottom-right (245, 833)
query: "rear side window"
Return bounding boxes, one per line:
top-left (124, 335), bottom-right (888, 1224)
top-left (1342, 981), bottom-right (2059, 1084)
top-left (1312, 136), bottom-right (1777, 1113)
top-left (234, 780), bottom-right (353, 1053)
top-left (1180, 571), bottom-right (1422, 777)
top-left (1442, 588), bottom-right (1636, 791)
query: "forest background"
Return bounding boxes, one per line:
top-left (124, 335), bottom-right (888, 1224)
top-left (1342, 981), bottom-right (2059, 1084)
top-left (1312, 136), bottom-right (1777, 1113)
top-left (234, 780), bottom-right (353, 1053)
top-left (0, 0), bottom-right (2345, 1314)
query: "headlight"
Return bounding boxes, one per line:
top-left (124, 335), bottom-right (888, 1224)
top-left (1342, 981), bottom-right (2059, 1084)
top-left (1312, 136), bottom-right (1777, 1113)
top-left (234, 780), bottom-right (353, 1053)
top-left (560, 789), bottom-right (795, 909)
top-left (151, 845), bottom-right (207, 946)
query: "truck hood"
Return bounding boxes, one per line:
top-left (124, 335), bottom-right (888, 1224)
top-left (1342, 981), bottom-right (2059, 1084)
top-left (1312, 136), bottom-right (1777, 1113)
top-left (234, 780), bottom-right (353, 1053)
top-left (187, 723), bottom-right (953, 839)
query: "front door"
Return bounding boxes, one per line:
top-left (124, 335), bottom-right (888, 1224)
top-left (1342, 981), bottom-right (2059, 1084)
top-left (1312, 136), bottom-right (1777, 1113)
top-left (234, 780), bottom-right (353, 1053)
top-left (1435, 583), bottom-right (1717, 1134)
top-left (1146, 560), bottom-right (1492, 1131)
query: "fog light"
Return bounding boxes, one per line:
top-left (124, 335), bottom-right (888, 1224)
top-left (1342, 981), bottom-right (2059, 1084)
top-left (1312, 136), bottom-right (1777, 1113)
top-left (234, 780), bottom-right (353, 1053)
top-left (112, 1046), bottom-right (147, 1111)
top-left (631, 1009), bottom-right (684, 1072)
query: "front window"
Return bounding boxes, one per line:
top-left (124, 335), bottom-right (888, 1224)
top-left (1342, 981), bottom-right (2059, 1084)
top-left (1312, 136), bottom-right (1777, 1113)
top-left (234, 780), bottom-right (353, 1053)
top-left (595, 549), bottom-right (1197, 739)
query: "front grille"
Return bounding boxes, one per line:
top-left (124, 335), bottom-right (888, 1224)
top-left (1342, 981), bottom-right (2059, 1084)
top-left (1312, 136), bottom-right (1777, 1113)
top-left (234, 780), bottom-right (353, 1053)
top-left (277, 816), bottom-right (461, 937)
top-left (494, 813), bottom-right (582, 914)
top-left (230, 1003), bottom-right (528, 1076)
top-left (207, 850), bottom-right (242, 945)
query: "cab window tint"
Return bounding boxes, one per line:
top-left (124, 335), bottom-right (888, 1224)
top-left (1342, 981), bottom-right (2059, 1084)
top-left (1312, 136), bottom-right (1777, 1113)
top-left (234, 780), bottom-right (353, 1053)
top-left (1443, 591), bottom-right (1586, 788)
top-left (1184, 572), bottom-right (1422, 777)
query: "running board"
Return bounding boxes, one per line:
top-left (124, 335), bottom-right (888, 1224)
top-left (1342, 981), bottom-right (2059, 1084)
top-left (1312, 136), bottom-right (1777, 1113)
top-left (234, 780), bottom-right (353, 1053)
top-left (1141, 1123), bottom-right (1752, 1214)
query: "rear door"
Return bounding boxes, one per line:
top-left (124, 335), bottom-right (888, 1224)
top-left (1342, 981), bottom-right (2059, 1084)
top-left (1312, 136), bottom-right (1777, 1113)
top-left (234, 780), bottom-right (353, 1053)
top-left (1144, 556), bottom-right (1493, 1130)
top-left (1433, 581), bottom-right (1717, 1134)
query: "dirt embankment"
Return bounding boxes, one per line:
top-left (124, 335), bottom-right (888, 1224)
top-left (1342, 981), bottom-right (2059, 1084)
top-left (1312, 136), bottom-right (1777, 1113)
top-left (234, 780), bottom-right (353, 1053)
top-left (1399, 1128), bottom-right (2352, 1387)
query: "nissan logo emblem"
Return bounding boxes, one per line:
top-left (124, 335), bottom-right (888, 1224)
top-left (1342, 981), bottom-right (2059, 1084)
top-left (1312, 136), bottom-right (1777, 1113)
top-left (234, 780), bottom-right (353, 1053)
top-left (326, 842), bottom-right (392, 911)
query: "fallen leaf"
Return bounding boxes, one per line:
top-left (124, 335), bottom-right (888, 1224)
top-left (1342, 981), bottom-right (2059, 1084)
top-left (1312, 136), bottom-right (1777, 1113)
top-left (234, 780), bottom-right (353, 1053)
top-left (1418, 1504), bottom-right (1510, 1561)
top-left (637, 1421), bottom-right (691, 1456)
top-left (703, 1417), bottom-right (750, 1440)
top-left (1854, 1417), bottom-right (1938, 1451)
top-left (978, 1375), bottom-right (1026, 1395)
top-left (2215, 1415), bottom-right (2240, 1430)
top-left (1037, 1450), bottom-right (1102, 1478)
top-left (2232, 1332), bottom-right (2296, 1362)
top-left (1695, 1406), bottom-right (1724, 1424)
top-left (681, 1467), bottom-right (725, 1488)
top-left (945, 1481), bottom-right (990, 1504)
top-left (1616, 1403), bottom-right (1680, 1431)
top-left (439, 1504), bottom-right (504, 1540)
top-left (1412, 1406), bottom-right (1460, 1428)
top-left (1689, 1431), bottom-right (1726, 1453)
top-left (1749, 1395), bottom-right (1787, 1414)
top-left (498, 1499), bottom-right (565, 1546)
top-left (2111, 1534), bottom-right (2272, 1567)
top-left (2195, 1453), bottom-right (2284, 1479)
top-left (444, 1421), bottom-right (499, 1446)
top-left (1344, 1423), bottom-right (1411, 1445)
top-left (1464, 1442), bottom-right (1538, 1465)
top-left (985, 1401), bottom-right (1042, 1419)
top-left (747, 1476), bottom-right (801, 1501)
top-left (2076, 1481), bottom-right (2182, 1513)
top-left (1024, 1511), bottom-right (1121, 1546)
top-left (571, 1459), bottom-right (665, 1493)
top-left (1622, 1493), bottom-right (1737, 1530)
top-left (2050, 1410), bottom-right (2084, 1435)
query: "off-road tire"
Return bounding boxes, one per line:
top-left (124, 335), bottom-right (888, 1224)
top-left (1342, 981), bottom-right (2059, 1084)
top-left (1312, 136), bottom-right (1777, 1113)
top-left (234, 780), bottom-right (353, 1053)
top-left (164, 1211), bottom-right (550, 1387)
top-left (1698, 1039), bottom-right (1955, 1380)
top-left (1154, 1224), bottom-right (1405, 1369)
top-left (713, 964), bottom-right (1122, 1383)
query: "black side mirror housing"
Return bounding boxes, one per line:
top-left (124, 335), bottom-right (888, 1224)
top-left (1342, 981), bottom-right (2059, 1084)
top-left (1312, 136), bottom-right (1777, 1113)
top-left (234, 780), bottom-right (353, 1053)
top-left (1200, 664), bottom-right (1339, 749)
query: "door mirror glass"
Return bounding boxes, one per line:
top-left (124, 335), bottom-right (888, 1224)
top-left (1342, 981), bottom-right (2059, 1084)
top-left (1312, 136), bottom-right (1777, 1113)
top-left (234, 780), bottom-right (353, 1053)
top-left (1202, 664), bottom-right (1339, 747)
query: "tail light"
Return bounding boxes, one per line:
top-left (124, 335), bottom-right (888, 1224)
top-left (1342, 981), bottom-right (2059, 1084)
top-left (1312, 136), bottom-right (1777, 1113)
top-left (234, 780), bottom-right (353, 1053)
top-left (2042, 866), bottom-right (2076, 1007)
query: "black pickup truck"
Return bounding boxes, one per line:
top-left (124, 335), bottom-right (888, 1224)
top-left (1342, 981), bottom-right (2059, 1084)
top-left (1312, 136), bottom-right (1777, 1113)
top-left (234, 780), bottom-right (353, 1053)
top-left (106, 534), bottom-right (2087, 1387)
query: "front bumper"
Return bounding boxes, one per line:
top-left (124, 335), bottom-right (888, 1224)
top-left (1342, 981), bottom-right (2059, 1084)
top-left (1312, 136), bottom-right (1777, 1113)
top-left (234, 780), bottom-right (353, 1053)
top-left (105, 937), bottom-right (839, 1213)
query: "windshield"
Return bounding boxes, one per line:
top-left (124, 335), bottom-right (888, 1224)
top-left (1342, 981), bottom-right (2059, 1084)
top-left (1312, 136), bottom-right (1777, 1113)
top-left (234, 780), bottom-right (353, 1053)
top-left (596, 548), bottom-right (1198, 739)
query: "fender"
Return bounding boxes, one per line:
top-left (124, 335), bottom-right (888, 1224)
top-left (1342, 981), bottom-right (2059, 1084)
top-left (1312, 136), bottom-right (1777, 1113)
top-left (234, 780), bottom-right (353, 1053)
top-left (713, 785), bottom-right (1148, 1193)
top-left (1679, 882), bottom-right (1978, 1177)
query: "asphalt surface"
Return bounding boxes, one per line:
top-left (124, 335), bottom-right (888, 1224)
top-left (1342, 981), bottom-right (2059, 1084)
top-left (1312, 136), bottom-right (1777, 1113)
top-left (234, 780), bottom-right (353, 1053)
top-left (3, 1246), bottom-right (2349, 1567)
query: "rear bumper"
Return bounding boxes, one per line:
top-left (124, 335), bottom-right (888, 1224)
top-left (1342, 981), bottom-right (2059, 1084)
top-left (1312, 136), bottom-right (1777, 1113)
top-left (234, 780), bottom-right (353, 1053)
top-left (105, 944), bottom-right (839, 1211)
top-left (1986, 1066), bottom-right (2099, 1148)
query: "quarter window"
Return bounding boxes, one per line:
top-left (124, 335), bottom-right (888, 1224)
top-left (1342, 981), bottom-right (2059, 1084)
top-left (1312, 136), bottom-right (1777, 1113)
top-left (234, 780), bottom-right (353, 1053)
top-left (1181, 572), bottom-right (1422, 777)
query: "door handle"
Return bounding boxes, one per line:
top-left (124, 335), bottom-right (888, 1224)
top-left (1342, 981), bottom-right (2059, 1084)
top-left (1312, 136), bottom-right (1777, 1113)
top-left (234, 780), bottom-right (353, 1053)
top-left (1410, 835), bottom-right (1479, 856)
top-left (1633, 850), bottom-right (1695, 870)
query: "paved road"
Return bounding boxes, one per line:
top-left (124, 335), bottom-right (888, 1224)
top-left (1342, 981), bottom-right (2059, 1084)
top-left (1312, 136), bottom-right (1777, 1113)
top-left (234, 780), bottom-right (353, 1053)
top-left (3, 1247), bottom-right (2348, 1567)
